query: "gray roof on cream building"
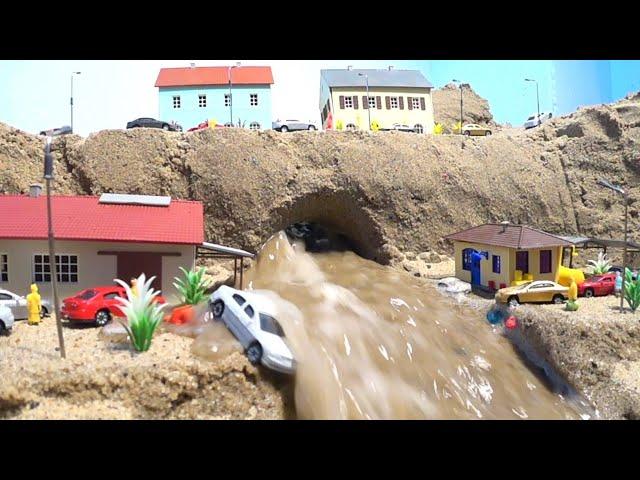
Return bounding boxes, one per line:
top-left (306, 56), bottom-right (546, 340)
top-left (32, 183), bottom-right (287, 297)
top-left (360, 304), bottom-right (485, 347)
top-left (321, 69), bottom-right (433, 89)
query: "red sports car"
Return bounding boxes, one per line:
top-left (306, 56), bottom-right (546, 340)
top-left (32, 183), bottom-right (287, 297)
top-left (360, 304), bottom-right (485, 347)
top-left (61, 285), bottom-right (166, 326)
top-left (578, 273), bottom-right (616, 298)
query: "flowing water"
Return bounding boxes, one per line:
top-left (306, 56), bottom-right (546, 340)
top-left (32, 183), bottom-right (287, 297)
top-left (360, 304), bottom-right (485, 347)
top-left (194, 231), bottom-right (595, 420)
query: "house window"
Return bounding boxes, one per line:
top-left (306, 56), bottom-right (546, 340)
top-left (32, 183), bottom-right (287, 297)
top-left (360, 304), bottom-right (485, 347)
top-left (368, 97), bottom-right (376, 109)
top-left (540, 250), bottom-right (552, 274)
top-left (390, 97), bottom-right (399, 109)
top-left (515, 251), bottom-right (529, 274)
top-left (33, 254), bottom-right (78, 283)
top-left (250, 94), bottom-right (258, 106)
top-left (224, 94), bottom-right (231, 107)
top-left (414, 124), bottom-right (424, 134)
top-left (492, 255), bottom-right (501, 274)
top-left (1, 253), bottom-right (7, 282)
top-left (462, 248), bottom-right (473, 271)
top-left (249, 122), bottom-right (260, 130)
top-left (172, 96), bottom-right (181, 109)
top-left (344, 96), bottom-right (353, 108)
top-left (346, 123), bottom-right (357, 131)
top-left (198, 95), bottom-right (207, 108)
top-left (412, 98), bottom-right (421, 110)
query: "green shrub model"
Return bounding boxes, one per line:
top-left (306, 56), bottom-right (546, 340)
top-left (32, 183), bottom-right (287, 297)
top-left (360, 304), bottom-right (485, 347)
top-left (167, 267), bottom-right (212, 325)
top-left (624, 267), bottom-right (640, 312)
top-left (114, 274), bottom-right (167, 352)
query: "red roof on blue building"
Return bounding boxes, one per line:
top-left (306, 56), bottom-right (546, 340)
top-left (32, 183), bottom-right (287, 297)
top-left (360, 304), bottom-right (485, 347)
top-left (0, 195), bottom-right (204, 245)
top-left (155, 66), bottom-right (274, 88)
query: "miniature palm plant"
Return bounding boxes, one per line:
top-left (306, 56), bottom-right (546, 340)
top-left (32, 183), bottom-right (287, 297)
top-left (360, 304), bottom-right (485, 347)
top-left (114, 274), bottom-right (167, 352)
top-left (433, 123), bottom-right (444, 135)
top-left (167, 267), bottom-right (211, 325)
top-left (174, 267), bottom-right (211, 305)
top-left (624, 267), bottom-right (640, 312)
top-left (586, 251), bottom-right (612, 275)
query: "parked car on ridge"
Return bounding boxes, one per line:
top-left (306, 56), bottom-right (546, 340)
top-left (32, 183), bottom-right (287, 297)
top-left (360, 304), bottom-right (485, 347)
top-left (126, 118), bottom-right (183, 132)
top-left (462, 123), bottom-right (492, 136)
top-left (578, 273), bottom-right (616, 297)
top-left (61, 285), bottom-right (166, 327)
top-left (524, 112), bottom-right (552, 129)
top-left (39, 125), bottom-right (72, 136)
top-left (495, 280), bottom-right (569, 307)
top-left (272, 119), bottom-right (317, 132)
top-left (0, 288), bottom-right (51, 319)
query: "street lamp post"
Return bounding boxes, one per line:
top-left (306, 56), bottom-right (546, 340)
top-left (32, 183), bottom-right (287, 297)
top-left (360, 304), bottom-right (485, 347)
top-left (228, 62), bottom-right (241, 126)
top-left (597, 178), bottom-right (629, 313)
top-left (358, 73), bottom-right (371, 131)
top-left (70, 72), bottom-right (81, 133)
top-left (525, 78), bottom-right (540, 126)
top-left (44, 129), bottom-right (72, 358)
top-left (452, 79), bottom-right (463, 133)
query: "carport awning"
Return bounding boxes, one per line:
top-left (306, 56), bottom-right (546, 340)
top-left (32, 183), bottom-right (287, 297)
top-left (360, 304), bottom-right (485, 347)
top-left (199, 242), bottom-right (255, 258)
top-left (559, 236), bottom-right (640, 252)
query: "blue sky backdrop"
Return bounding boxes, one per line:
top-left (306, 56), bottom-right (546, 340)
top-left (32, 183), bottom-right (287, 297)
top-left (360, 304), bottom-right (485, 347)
top-left (1, 60), bottom-right (639, 136)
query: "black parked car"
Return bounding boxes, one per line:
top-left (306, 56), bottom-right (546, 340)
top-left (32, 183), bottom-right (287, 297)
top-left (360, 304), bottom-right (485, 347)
top-left (39, 125), bottom-right (72, 136)
top-left (126, 118), bottom-right (182, 132)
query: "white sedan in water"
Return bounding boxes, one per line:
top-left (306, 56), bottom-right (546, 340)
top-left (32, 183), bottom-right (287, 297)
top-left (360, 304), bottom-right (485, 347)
top-left (0, 289), bottom-right (51, 319)
top-left (209, 285), bottom-right (296, 374)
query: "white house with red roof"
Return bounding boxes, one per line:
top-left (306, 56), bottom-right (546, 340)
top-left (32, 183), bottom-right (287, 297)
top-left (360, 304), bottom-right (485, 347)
top-left (0, 190), bottom-right (204, 303)
top-left (155, 65), bottom-right (274, 131)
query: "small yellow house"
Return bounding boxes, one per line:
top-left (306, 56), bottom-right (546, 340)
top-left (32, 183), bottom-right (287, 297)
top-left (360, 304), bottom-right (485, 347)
top-left (319, 67), bottom-right (435, 133)
top-left (444, 223), bottom-right (573, 290)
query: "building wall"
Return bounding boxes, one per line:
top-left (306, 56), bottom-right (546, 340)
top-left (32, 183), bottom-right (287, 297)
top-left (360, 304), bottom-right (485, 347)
top-left (158, 85), bottom-right (272, 131)
top-left (328, 86), bottom-right (434, 133)
top-left (453, 242), bottom-right (563, 287)
top-left (453, 242), bottom-right (512, 287)
top-left (0, 240), bottom-right (195, 304)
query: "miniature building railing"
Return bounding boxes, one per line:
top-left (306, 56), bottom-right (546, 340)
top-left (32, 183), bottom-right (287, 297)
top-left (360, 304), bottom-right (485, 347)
top-left (197, 242), bottom-right (256, 290)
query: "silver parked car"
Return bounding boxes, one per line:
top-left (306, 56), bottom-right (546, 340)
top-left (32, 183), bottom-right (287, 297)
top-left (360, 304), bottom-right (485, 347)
top-left (272, 119), bottom-right (317, 132)
top-left (0, 289), bottom-right (51, 320)
top-left (0, 304), bottom-right (14, 335)
top-left (524, 112), bottom-right (552, 129)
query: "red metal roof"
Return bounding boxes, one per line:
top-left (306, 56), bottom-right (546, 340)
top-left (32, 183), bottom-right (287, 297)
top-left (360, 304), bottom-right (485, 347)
top-left (444, 224), bottom-right (572, 249)
top-left (0, 195), bottom-right (204, 245)
top-left (155, 66), bottom-right (274, 88)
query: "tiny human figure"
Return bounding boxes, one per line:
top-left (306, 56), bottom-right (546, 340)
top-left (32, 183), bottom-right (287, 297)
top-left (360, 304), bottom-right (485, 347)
top-left (615, 271), bottom-right (623, 297)
top-left (26, 283), bottom-right (42, 325)
top-left (130, 277), bottom-right (139, 298)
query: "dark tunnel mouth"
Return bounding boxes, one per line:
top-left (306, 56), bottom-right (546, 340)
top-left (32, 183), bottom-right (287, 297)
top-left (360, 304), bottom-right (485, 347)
top-left (284, 221), bottom-right (361, 257)
top-left (267, 190), bottom-right (390, 265)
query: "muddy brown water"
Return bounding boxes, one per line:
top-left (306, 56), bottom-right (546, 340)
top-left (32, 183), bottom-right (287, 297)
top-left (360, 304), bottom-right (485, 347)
top-left (193, 232), bottom-right (595, 419)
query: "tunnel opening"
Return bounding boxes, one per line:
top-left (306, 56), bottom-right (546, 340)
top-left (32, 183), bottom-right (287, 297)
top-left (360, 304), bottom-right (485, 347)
top-left (267, 189), bottom-right (390, 264)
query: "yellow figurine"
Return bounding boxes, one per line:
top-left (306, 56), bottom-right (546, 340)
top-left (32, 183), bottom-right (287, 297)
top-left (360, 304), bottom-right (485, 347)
top-left (568, 280), bottom-right (578, 302)
top-left (26, 284), bottom-right (42, 325)
top-left (130, 277), bottom-right (139, 298)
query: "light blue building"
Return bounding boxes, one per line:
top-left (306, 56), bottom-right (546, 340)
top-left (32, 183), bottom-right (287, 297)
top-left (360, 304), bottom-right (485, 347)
top-left (155, 66), bottom-right (274, 131)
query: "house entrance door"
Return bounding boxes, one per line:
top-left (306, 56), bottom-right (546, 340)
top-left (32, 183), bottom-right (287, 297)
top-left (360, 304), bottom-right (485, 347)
top-left (116, 253), bottom-right (163, 292)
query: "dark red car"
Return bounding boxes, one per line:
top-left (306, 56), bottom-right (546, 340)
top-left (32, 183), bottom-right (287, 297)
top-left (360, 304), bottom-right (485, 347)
top-left (61, 285), bottom-right (166, 326)
top-left (578, 273), bottom-right (616, 297)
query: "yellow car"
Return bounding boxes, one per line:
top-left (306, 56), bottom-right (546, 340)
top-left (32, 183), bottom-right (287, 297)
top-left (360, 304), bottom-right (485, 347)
top-left (495, 281), bottom-right (569, 307)
top-left (462, 123), bottom-right (492, 136)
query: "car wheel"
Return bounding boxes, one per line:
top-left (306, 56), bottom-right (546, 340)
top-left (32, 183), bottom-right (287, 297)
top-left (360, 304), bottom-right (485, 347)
top-left (507, 296), bottom-right (519, 307)
top-left (485, 131), bottom-right (492, 136)
top-left (552, 294), bottom-right (565, 304)
top-left (0, 321), bottom-right (5, 335)
top-left (40, 306), bottom-right (48, 319)
top-left (212, 300), bottom-right (225, 319)
top-left (463, 131), bottom-right (470, 136)
top-left (584, 288), bottom-right (594, 298)
top-left (280, 125), bottom-right (288, 133)
top-left (308, 125), bottom-right (316, 131)
top-left (162, 124), bottom-right (170, 131)
top-left (246, 342), bottom-right (263, 365)
top-left (95, 309), bottom-right (111, 327)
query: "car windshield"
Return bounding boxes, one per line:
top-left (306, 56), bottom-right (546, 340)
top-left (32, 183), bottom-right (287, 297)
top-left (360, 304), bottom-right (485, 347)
top-left (259, 313), bottom-right (285, 337)
top-left (516, 282), bottom-right (533, 290)
top-left (76, 289), bottom-right (97, 300)
top-left (590, 276), bottom-right (604, 282)
top-left (527, 116), bottom-right (535, 120)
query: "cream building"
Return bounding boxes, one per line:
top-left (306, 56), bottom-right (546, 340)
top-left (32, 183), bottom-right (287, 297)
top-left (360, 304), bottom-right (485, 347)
top-left (319, 67), bottom-right (435, 133)
top-left (0, 191), bottom-right (203, 304)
